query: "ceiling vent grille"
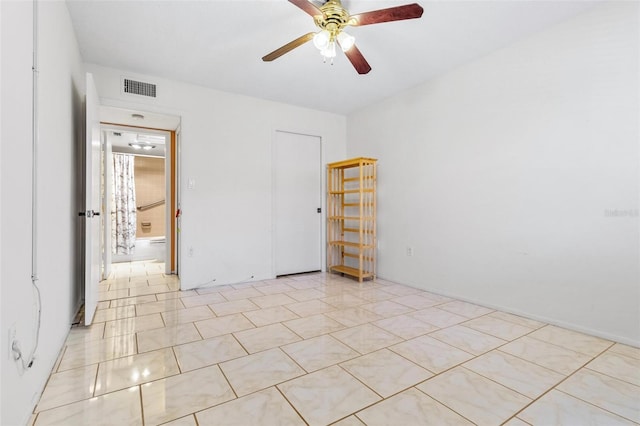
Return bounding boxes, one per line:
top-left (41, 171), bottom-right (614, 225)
top-left (123, 78), bottom-right (157, 98)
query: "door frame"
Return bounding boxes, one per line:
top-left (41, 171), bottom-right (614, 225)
top-left (100, 122), bottom-right (179, 275)
top-left (271, 129), bottom-right (323, 277)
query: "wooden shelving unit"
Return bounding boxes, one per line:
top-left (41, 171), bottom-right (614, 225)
top-left (327, 157), bottom-right (377, 282)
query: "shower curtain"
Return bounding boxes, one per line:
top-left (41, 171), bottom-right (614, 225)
top-left (112, 153), bottom-right (137, 255)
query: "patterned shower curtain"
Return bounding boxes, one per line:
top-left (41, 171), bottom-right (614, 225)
top-left (112, 153), bottom-right (137, 255)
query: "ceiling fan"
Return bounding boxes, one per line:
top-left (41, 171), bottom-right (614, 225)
top-left (262, 0), bottom-right (424, 74)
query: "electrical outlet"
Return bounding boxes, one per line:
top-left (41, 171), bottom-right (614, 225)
top-left (8, 324), bottom-right (16, 360)
top-left (188, 247), bottom-right (194, 257)
top-left (406, 246), bottom-right (413, 257)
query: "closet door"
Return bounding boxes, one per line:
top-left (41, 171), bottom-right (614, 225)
top-left (273, 131), bottom-right (322, 276)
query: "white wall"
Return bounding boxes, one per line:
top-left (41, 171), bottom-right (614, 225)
top-left (1, 2), bottom-right (85, 424)
top-left (86, 64), bottom-right (347, 289)
top-left (348, 2), bottom-right (639, 345)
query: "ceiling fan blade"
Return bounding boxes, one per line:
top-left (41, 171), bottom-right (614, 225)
top-left (288, 0), bottom-right (323, 17)
top-left (342, 44), bottom-right (371, 74)
top-left (262, 32), bottom-right (315, 62)
top-left (350, 3), bottom-right (424, 26)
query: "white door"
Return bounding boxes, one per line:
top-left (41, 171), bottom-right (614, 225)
top-left (83, 73), bottom-right (102, 325)
top-left (273, 131), bottom-right (322, 276)
top-left (102, 130), bottom-right (112, 280)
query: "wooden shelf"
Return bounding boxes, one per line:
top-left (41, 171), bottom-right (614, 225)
top-left (326, 157), bottom-right (377, 283)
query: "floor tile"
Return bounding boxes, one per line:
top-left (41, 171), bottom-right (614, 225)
top-left (109, 294), bottom-right (157, 308)
top-left (340, 349), bottom-right (432, 397)
top-left (389, 335), bottom-right (474, 373)
top-left (220, 287), bottom-right (264, 301)
top-left (209, 299), bottom-right (260, 316)
top-left (195, 313), bottom-right (255, 339)
top-left (155, 290), bottom-right (197, 301)
top-left (195, 387), bottom-right (305, 426)
top-left (437, 300), bottom-right (494, 318)
top-left (528, 325), bottom-right (612, 357)
top-left (321, 294), bottom-right (368, 309)
top-left (518, 389), bottom-right (635, 426)
top-left (250, 293), bottom-right (297, 308)
top-left (500, 335), bottom-right (592, 375)
top-left (463, 350), bottom-right (564, 398)
top-left (160, 415), bottom-right (197, 426)
top-left (141, 365), bottom-right (235, 425)
top-left (220, 348), bottom-right (305, 396)
top-left (587, 351), bottom-right (640, 386)
top-left (243, 305), bottom-right (299, 327)
top-left (557, 368), bottom-right (640, 423)
top-left (287, 288), bottom-right (326, 301)
top-left (462, 315), bottom-right (534, 341)
top-left (278, 365), bottom-right (381, 426)
top-left (255, 282), bottom-right (296, 295)
top-left (417, 367), bottom-right (531, 425)
top-left (355, 387), bottom-right (473, 425)
top-left (58, 335), bottom-right (138, 371)
top-left (94, 348), bottom-right (180, 395)
top-left (283, 314), bottom-right (346, 339)
top-left (502, 418), bottom-right (530, 426)
top-left (378, 284), bottom-right (422, 296)
top-left (35, 387), bottom-right (142, 426)
top-left (35, 364), bottom-right (98, 412)
top-left (282, 334), bottom-right (360, 372)
top-left (180, 292), bottom-right (227, 308)
top-left (409, 307), bottom-right (468, 328)
top-left (233, 323), bottom-right (301, 353)
top-left (65, 323), bottom-right (105, 346)
top-left (332, 416), bottom-right (365, 426)
top-left (136, 298), bottom-right (184, 316)
top-left (103, 313), bottom-right (164, 338)
top-left (325, 307), bottom-right (384, 327)
top-left (348, 288), bottom-right (396, 302)
top-left (285, 279), bottom-right (320, 290)
top-left (286, 299), bottom-right (336, 317)
top-left (129, 284), bottom-right (172, 296)
top-left (360, 300), bottom-right (414, 317)
top-left (487, 311), bottom-right (545, 329)
top-left (374, 314), bottom-right (438, 339)
top-left (429, 325), bottom-right (506, 355)
top-left (391, 294), bottom-right (442, 310)
top-left (173, 334), bottom-right (247, 372)
top-left (608, 343), bottom-right (640, 360)
top-left (161, 305), bottom-right (215, 325)
top-left (92, 305), bottom-right (136, 323)
top-left (332, 323), bottom-right (403, 354)
top-left (136, 323), bottom-right (201, 353)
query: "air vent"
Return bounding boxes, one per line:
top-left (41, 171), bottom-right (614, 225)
top-left (113, 132), bottom-right (121, 136)
top-left (123, 78), bottom-right (157, 98)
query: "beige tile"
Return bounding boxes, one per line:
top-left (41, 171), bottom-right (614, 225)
top-left (95, 348), bottom-right (180, 395)
top-left (278, 365), bottom-right (381, 426)
top-left (379, 284), bottom-right (422, 296)
top-left (421, 292), bottom-right (454, 304)
top-left (587, 351), bottom-right (640, 386)
top-left (437, 300), bottom-right (494, 318)
top-left (195, 313), bottom-right (255, 339)
top-left (141, 365), bottom-right (235, 425)
top-left (488, 311), bottom-right (545, 329)
top-left (332, 416), bottom-right (365, 426)
top-left (136, 298), bottom-right (184, 316)
top-left (103, 313), bottom-right (164, 338)
top-left (283, 314), bottom-right (346, 339)
top-left (325, 307), bottom-right (383, 327)
top-left (341, 349), bottom-right (432, 397)
top-left (391, 294), bottom-right (442, 310)
top-left (195, 387), bottom-right (305, 425)
top-left (332, 323), bottom-right (403, 354)
top-left (220, 348), bottom-right (306, 396)
top-left (609, 343), bottom-right (640, 360)
top-left (417, 367), bottom-right (531, 425)
top-left (243, 305), bottom-right (299, 327)
top-left (519, 389), bottom-right (635, 426)
top-left (173, 334), bottom-right (247, 372)
top-left (500, 336), bottom-right (592, 375)
top-left (255, 282), bottom-right (296, 295)
top-left (361, 300), bottom-right (414, 317)
top-left (96, 301), bottom-right (110, 310)
top-left (429, 325), bottom-right (506, 355)
top-left (528, 325), bottom-right (612, 356)
top-left (463, 315), bottom-right (534, 341)
top-left (220, 287), bottom-right (264, 301)
top-left (389, 335), bottom-right (473, 373)
top-left (233, 323), bottom-right (301, 353)
top-left (161, 305), bottom-right (215, 325)
top-left (92, 305), bottom-right (136, 323)
top-left (65, 323), bottom-right (105, 346)
top-left (287, 279), bottom-right (321, 290)
top-left (36, 364), bottom-right (98, 412)
top-left (129, 284), bottom-right (172, 296)
top-left (348, 288), bottom-right (396, 302)
top-left (180, 292), bottom-right (226, 308)
top-left (282, 334), bottom-right (360, 372)
top-left (463, 350), bottom-right (563, 398)
top-left (109, 294), bottom-right (157, 308)
top-left (98, 289), bottom-right (130, 301)
top-left (355, 387), bottom-right (473, 426)
top-left (409, 307), bottom-right (468, 328)
top-left (250, 293), bottom-right (297, 308)
top-left (160, 415), bottom-right (197, 426)
top-left (503, 418), bottom-right (531, 426)
top-left (137, 323), bottom-right (201, 353)
top-left (108, 280), bottom-right (150, 290)
top-left (557, 368), bottom-right (640, 423)
top-left (155, 290), bottom-right (197, 301)
top-left (209, 299), bottom-right (260, 316)
top-left (287, 288), bottom-right (325, 301)
top-left (286, 299), bottom-right (336, 317)
top-left (321, 294), bottom-right (368, 309)
top-left (374, 314), bottom-right (438, 340)
top-left (35, 387), bottom-right (142, 426)
top-left (59, 335), bottom-right (138, 371)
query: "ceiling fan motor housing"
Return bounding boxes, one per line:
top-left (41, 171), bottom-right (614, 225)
top-left (314, 0), bottom-right (351, 38)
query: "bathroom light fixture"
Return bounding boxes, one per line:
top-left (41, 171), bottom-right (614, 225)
top-left (131, 113), bottom-right (144, 120)
top-left (129, 143), bottom-right (142, 150)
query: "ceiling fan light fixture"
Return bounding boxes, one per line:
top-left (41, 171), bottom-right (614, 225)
top-left (312, 30), bottom-right (331, 50)
top-left (320, 41), bottom-right (337, 59)
top-left (337, 31), bottom-right (355, 51)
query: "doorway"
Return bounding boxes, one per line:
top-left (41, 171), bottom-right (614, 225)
top-left (273, 130), bottom-right (322, 276)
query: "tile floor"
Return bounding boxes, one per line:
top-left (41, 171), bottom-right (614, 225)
top-left (31, 261), bottom-right (640, 425)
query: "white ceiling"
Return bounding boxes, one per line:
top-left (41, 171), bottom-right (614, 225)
top-left (66, 0), bottom-right (600, 115)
